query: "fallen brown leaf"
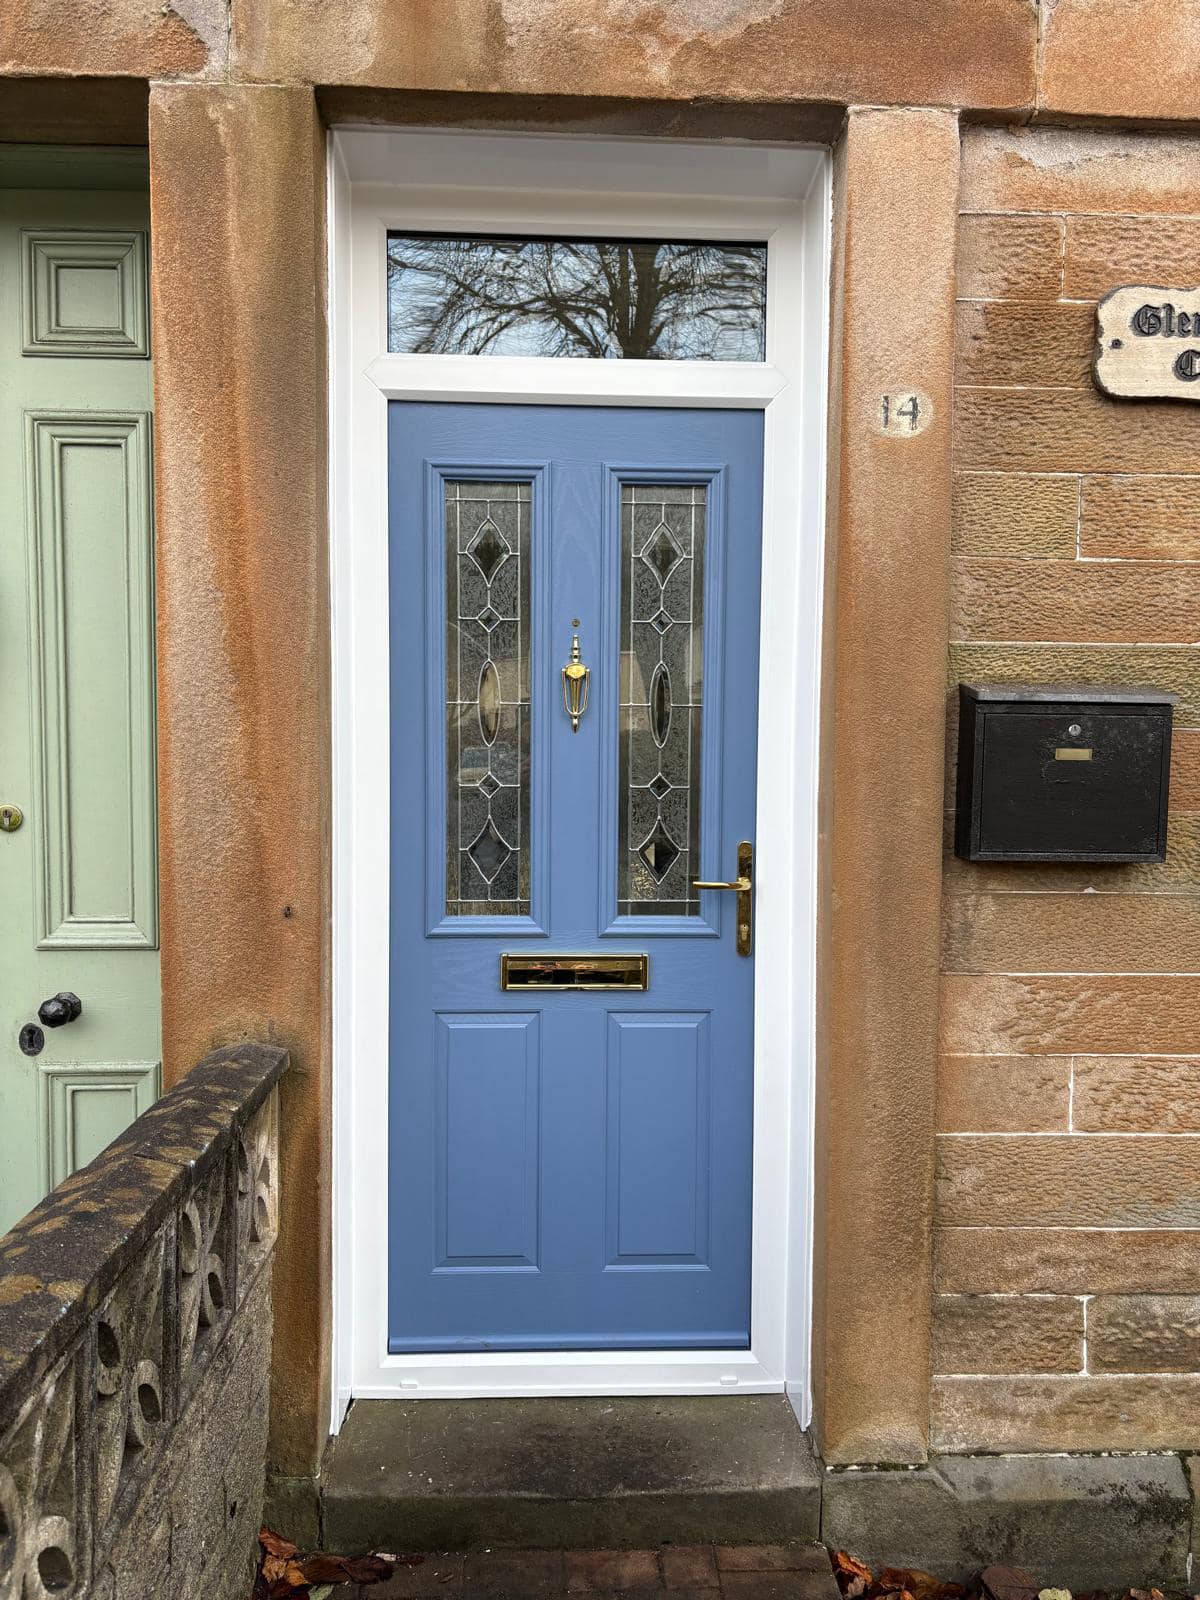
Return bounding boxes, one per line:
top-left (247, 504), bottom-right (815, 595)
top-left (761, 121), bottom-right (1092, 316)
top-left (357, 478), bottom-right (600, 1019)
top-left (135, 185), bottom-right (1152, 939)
top-left (834, 1550), bottom-right (876, 1597)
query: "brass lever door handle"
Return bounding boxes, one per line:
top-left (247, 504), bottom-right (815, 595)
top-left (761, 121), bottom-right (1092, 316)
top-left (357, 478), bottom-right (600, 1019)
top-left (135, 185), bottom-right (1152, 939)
top-left (693, 841), bottom-right (753, 957)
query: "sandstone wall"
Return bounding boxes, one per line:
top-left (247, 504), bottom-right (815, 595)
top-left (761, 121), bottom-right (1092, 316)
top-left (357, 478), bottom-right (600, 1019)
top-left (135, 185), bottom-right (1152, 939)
top-left (934, 125), bottom-right (1200, 1454)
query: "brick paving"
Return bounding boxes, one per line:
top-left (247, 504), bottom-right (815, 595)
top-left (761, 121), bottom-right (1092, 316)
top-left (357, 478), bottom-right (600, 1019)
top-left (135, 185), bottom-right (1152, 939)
top-left (347, 1543), bottom-right (837, 1600)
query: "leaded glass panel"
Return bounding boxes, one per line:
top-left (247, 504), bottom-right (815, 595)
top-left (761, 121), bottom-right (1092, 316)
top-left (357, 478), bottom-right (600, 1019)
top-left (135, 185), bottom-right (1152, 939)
top-left (618, 482), bottom-right (706, 917)
top-left (445, 480), bottom-right (531, 916)
top-left (387, 234), bottom-right (767, 361)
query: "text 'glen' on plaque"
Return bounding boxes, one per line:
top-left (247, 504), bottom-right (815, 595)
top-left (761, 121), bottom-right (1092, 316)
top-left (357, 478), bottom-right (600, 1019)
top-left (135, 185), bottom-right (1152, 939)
top-left (1095, 285), bottom-right (1200, 400)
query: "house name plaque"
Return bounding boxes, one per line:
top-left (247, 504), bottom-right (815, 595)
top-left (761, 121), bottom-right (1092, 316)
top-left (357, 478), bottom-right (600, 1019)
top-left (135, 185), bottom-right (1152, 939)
top-left (1095, 285), bottom-right (1200, 399)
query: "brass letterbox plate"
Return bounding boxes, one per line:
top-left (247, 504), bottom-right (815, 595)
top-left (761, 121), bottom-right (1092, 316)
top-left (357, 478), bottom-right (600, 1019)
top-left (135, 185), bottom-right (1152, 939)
top-left (501, 953), bottom-right (649, 991)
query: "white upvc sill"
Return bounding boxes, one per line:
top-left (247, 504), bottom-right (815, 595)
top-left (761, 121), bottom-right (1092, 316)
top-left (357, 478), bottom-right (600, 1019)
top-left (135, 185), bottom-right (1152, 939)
top-left (365, 353), bottom-right (787, 406)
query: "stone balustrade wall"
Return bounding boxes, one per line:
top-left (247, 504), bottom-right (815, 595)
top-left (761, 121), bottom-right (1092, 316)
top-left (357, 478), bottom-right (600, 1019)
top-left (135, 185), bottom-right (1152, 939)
top-left (0, 1042), bottom-right (287, 1600)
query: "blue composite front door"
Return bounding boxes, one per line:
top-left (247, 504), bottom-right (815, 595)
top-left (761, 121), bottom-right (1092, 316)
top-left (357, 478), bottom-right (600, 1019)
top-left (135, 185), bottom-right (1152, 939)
top-left (388, 401), bottom-right (764, 1353)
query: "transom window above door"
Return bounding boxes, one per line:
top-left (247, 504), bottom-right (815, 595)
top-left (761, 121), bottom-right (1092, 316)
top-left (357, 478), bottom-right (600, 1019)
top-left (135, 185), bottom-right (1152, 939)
top-left (386, 234), bottom-right (767, 361)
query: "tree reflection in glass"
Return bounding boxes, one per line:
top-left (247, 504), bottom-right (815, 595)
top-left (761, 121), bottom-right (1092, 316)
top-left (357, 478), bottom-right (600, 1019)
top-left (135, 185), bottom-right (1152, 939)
top-left (387, 234), bottom-right (767, 361)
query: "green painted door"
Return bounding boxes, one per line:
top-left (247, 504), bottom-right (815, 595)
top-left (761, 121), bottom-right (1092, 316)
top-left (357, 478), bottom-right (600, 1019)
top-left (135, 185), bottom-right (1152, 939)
top-left (0, 169), bottom-right (160, 1235)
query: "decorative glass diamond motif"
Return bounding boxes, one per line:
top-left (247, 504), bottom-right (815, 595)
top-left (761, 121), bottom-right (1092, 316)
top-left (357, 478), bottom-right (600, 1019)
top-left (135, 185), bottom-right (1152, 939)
top-left (647, 773), bottom-right (671, 800)
top-left (466, 517), bottom-right (511, 582)
top-left (637, 821), bottom-right (680, 882)
top-left (648, 608), bottom-right (672, 635)
top-left (644, 520), bottom-right (683, 582)
top-left (477, 771), bottom-right (501, 800)
top-left (477, 604), bottom-right (502, 632)
top-left (468, 818), bottom-right (511, 884)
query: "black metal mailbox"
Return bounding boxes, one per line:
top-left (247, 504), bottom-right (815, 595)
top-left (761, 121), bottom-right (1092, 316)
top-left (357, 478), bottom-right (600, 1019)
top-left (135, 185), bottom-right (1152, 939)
top-left (955, 684), bottom-right (1176, 863)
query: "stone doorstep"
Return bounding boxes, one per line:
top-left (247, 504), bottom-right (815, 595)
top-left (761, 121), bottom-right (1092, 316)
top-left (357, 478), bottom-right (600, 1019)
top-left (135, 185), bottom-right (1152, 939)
top-left (297, 1402), bottom-right (1198, 1593)
top-left (820, 1452), bottom-right (1194, 1593)
top-left (318, 1397), bottom-right (822, 1554)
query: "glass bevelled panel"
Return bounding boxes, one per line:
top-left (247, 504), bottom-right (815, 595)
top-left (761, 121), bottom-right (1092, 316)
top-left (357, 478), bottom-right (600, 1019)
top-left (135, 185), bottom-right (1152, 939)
top-left (618, 482), bottom-right (706, 917)
top-left (446, 480), bottom-right (531, 916)
top-left (387, 234), bottom-right (766, 361)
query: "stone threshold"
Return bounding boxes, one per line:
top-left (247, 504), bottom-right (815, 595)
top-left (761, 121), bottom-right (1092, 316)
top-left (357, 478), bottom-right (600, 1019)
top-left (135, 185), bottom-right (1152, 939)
top-left (271, 1398), bottom-right (1198, 1593)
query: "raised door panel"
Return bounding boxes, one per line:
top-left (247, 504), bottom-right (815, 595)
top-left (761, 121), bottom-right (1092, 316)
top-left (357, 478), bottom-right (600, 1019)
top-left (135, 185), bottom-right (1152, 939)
top-left (605, 1012), bottom-right (711, 1267)
top-left (21, 229), bottom-right (149, 357)
top-left (434, 1012), bottom-right (541, 1270)
top-left (38, 1060), bottom-right (160, 1189)
top-left (28, 414), bottom-right (157, 949)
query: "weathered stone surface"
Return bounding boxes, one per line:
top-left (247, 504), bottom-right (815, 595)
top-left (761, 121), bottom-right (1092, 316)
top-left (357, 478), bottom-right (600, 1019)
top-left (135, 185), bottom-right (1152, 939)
top-left (956, 214), bottom-right (1064, 303)
top-left (952, 473), bottom-right (1078, 559)
top-left (1172, 731), bottom-right (1200, 809)
top-left (941, 974), bottom-right (1200, 1055)
top-left (0, 0), bottom-right (224, 78)
top-left (948, 643), bottom-right (1200, 731)
top-left (942, 893), bottom-right (1200, 975)
top-left (951, 555), bottom-right (1200, 643)
top-left (960, 126), bottom-right (1200, 218)
top-left (1066, 216), bottom-right (1200, 302)
top-left (936, 1055), bottom-right (1068, 1134)
top-left (936, 1132), bottom-right (1200, 1228)
top-left (321, 1396), bottom-right (821, 1552)
top-left (958, 385), bottom-right (1200, 476)
top-left (935, 1226), bottom-right (1200, 1295)
top-left (814, 105), bottom-right (959, 1469)
top-left (821, 1452), bottom-right (1191, 1588)
top-left (1040, 0), bottom-right (1200, 125)
top-left (931, 1373), bottom-right (1200, 1453)
top-left (0, 1055), bottom-right (281, 1600)
top-left (1089, 1294), bottom-right (1200, 1373)
top-left (1080, 474), bottom-right (1200, 561)
top-left (148, 82), bottom-right (330, 1479)
top-left (932, 1294), bottom-right (1083, 1375)
top-left (956, 302), bottom-right (1092, 388)
top-left (231, 0), bottom-right (1036, 111)
top-left (1074, 1056), bottom-right (1200, 1132)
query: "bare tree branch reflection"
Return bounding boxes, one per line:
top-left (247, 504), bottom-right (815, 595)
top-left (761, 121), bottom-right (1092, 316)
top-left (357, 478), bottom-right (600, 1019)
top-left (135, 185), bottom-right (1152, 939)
top-left (387, 235), bottom-right (766, 360)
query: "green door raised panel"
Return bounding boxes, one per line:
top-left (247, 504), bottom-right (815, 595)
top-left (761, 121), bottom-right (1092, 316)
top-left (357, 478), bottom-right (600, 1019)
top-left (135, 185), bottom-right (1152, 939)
top-left (0, 173), bottom-right (161, 1235)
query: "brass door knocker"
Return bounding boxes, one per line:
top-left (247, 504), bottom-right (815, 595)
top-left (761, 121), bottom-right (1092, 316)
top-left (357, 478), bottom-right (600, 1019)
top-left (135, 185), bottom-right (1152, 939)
top-left (561, 619), bottom-right (590, 732)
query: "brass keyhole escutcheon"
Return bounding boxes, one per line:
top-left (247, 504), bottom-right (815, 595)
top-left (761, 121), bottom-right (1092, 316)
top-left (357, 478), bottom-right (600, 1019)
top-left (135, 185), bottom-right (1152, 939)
top-left (0, 804), bottom-right (23, 833)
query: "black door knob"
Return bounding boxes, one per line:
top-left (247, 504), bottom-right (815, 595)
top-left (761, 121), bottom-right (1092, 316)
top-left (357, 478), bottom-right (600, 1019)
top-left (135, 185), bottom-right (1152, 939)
top-left (38, 992), bottom-right (82, 1028)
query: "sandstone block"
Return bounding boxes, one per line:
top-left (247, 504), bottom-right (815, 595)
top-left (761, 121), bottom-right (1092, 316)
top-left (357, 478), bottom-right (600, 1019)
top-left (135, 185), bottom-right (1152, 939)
top-left (0, 0), bottom-right (221, 78)
top-left (956, 214), bottom-right (1064, 303)
top-left (932, 1293), bottom-right (1083, 1375)
top-left (936, 1055), bottom-right (1069, 1134)
top-left (941, 893), bottom-right (1200, 975)
top-left (1041, 0), bottom-right (1200, 124)
top-left (957, 386), bottom-right (1200, 476)
top-left (1089, 1294), bottom-right (1200, 1373)
top-left (935, 1226), bottom-right (1200, 1295)
top-left (955, 302), bottom-right (1092, 388)
top-left (1066, 216), bottom-right (1200, 302)
top-left (1171, 731), bottom-right (1200, 810)
top-left (232, 0), bottom-right (1036, 112)
top-left (952, 473), bottom-right (1078, 559)
top-left (1074, 1056), bottom-right (1200, 1133)
top-left (821, 1451), bottom-right (1191, 1589)
top-left (931, 1373), bottom-right (1200, 1453)
top-left (960, 126), bottom-right (1200, 218)
top-left (1079, 474), bottom-right (1200, 562)
top-left (936, 1132), bottom-right (1200, 1227)
top-left (940, 974), bottom-right (1200, 1055)
top-left (950, 556), bottom-right (1200, 643)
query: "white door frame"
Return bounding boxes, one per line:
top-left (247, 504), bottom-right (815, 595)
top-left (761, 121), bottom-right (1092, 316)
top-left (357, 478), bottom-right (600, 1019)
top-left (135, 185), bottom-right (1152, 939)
top-left (328, 127), bottom-right (830, 1428)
